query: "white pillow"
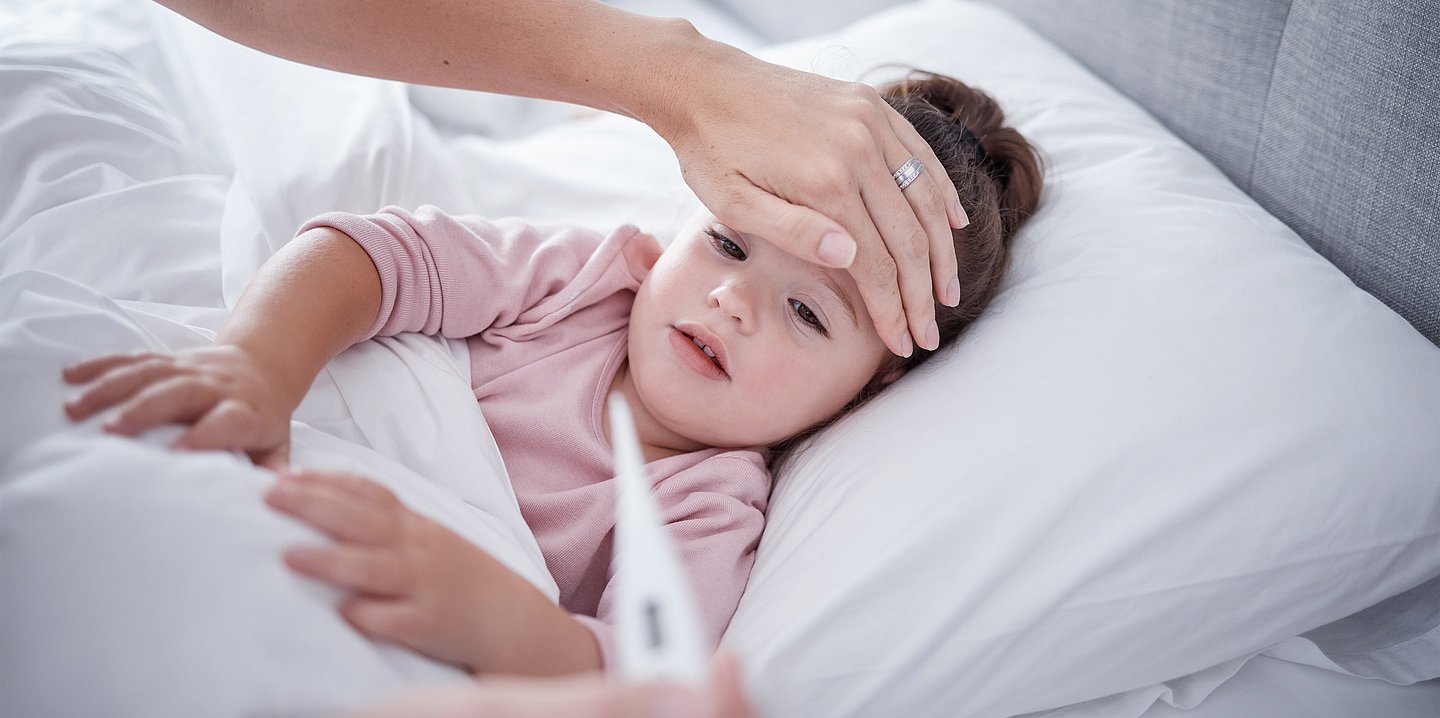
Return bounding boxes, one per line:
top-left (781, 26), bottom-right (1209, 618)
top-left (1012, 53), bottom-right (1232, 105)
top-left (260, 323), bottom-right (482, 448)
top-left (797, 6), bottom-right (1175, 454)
top-left (720, 2), bottom-right (1440, 717)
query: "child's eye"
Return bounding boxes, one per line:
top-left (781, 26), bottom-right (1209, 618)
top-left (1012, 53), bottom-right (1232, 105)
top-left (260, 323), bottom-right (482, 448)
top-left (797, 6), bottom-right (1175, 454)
top-left (706, 228), bottom-right (747, 260)
top-left (790, 298), bottom-right (828, 336)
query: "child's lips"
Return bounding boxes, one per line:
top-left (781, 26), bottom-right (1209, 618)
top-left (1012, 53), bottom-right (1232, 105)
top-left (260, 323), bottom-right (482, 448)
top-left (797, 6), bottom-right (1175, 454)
top-left (669, 325), bottom-right (729, 381)
top-left (673, 321), bottom-right (729, 375)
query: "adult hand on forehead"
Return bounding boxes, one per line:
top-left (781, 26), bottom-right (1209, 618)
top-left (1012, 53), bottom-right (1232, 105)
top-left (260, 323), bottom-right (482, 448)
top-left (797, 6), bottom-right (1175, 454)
top-left (154, 0), bottom-right (963, 356)
top-left (655, 50), bottom-right (968, 357)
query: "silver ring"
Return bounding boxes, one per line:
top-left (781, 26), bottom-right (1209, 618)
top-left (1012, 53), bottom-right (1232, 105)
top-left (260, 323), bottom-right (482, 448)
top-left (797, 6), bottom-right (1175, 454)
top-left (892, 156), bottom-right (924, 190)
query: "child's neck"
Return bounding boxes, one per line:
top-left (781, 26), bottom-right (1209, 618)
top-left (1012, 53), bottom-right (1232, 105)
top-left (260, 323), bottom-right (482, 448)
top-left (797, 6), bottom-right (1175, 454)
top-left (606, 361), bottom-right (704, 464)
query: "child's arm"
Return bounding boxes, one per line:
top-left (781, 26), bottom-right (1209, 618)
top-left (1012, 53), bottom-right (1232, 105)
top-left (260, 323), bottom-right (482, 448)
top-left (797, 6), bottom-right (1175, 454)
top-left (264, 468), bottom-right (603, 675)
top-left (64, 227), bottom-right (380, 465)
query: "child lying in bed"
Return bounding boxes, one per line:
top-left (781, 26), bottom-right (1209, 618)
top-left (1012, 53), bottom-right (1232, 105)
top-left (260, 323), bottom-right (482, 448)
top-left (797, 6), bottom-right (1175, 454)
top-left (62, 71), bottom-right (1042, 677)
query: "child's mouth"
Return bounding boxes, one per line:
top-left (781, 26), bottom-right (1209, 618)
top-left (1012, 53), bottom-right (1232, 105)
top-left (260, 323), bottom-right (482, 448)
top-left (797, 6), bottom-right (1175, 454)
top-left (669, 327), bottom-right (729, 380)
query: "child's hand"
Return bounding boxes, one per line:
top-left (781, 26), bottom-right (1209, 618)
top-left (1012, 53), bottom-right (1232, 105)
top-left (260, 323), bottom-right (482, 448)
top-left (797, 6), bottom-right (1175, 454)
top-left (63, 346), bottom-right (296, 468)
top-left (264, 469), bottom-right (507, 673)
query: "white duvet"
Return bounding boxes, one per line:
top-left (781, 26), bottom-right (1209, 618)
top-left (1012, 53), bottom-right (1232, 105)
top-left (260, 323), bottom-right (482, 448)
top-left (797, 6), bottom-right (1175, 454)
top-left (0, 5), bottom-right (593, 714)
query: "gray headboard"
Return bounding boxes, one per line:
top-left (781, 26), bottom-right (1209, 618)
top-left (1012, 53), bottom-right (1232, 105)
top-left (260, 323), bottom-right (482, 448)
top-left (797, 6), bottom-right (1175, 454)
top-left (976, 0), bottom-right (1440, 346)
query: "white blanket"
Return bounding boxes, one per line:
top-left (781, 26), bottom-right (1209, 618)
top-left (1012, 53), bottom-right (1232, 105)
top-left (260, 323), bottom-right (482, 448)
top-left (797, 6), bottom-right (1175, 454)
top-left (0, 274), bottom-right (557, 717)
top-left (0, 4), bottom-right (576, 713)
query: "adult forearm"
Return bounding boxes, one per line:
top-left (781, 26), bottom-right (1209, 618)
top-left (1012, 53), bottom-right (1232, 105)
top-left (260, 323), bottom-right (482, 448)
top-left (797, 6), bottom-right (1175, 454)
top-left (217, 227), bottom-right (381, 408)
top-left (153, 0), bottom-right (715, 125)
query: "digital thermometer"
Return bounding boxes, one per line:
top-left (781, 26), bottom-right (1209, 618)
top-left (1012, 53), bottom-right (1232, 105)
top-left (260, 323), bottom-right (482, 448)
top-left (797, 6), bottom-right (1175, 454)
top-left (607, 393), bottom-right (708, 686)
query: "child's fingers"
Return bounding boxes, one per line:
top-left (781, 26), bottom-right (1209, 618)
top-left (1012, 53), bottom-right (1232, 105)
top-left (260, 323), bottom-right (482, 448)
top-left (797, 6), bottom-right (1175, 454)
top-left (64, 357), bottom-right (177, 420)
top-left (174, 400), bottom-right (268, 451)
top-left (287, 468), bottom-right (401, 508)
top-left (61, 352), bottom-right (160, 384)
top-left (266, 477), bottom-right (399, 545)
top-left (103, 377), bottom-right (218, 435)
top-left (254, 444), bottom-right (292, 471)
top-left (284, 545), bottom-right (410, 597)
top-left (339, 597), bottom-right (421, 646)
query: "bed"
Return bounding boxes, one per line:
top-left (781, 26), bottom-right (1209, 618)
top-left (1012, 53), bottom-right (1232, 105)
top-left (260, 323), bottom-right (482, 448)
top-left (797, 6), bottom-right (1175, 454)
top-left (1, 1), bottom-right (1437, 717)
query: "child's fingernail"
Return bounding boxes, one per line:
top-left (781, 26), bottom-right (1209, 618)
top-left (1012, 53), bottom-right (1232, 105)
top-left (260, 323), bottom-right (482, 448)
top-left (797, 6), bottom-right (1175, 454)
top-left (943, 277), bottom-right (961, 307)
top-left (817, 232), bottom-right (856, 268)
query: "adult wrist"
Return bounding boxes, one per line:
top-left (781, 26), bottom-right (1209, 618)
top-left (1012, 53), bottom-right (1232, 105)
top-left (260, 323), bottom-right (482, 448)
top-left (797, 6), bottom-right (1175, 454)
top-left (611, 16), bottom-right (737, 144)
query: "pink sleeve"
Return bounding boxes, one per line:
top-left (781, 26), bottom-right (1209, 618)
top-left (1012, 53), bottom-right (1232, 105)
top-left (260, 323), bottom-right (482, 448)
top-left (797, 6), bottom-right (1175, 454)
top-left (297, 206), bottom-right (622, 340)
top-left (583, 452), bottom-right (771, 673)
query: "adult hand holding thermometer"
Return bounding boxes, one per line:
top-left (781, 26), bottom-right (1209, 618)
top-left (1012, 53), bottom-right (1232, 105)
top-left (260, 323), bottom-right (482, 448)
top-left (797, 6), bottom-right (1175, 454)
top-left (607, 393), bottom-right (709, 687)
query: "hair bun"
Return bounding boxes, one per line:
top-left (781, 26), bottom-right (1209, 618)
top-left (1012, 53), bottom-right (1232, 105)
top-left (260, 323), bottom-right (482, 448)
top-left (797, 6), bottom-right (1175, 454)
top-left (879, 70), bottom-right (1043, 238)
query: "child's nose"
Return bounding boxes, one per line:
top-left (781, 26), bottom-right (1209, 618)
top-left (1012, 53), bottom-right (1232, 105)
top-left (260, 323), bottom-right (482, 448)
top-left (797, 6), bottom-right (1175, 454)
top-left (709, 282), bottom-right (756, 334)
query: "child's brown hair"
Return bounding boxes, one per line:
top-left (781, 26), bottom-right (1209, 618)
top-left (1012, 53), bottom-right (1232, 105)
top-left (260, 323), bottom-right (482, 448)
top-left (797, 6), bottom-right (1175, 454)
top-left (769, 70), bottom-right (1044, 473)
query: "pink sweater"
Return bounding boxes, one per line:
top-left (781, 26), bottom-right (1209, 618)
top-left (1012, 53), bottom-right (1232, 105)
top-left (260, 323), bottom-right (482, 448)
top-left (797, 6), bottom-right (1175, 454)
top-left (298, 206), bottom-right (770, 670)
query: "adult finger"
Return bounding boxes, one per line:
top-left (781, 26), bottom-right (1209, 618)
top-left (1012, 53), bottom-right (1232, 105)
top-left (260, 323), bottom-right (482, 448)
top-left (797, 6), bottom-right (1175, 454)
top-left (265, 477), bottom-right (399, 545)
top-left (64, 357), bottom-right (176, 420)
top-left (284, 544), bottom-right (410, 597)
top-left (62, 351), bottom-right (161, 384)
top-left (885, 107), bottom-right (966, 309)
top-left (865, 134), bottom-right (946, 352)
top-left (103, 376), bottom-right (218, 436)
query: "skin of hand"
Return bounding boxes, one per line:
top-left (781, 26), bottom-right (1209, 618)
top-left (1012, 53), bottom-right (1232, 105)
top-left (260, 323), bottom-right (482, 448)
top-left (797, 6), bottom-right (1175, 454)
top-left (61, 346), bottom-right (297, 468)
top-left (349, 651), bottom-right (756, 718)
top-left (649, 42), bottom-right (970, 358)
top-left (62, 226), bottom-right (383, 469)
top-left (154, 1), bottom-right (965, 358)
top-left (264, 468), bottom-right (602, 676)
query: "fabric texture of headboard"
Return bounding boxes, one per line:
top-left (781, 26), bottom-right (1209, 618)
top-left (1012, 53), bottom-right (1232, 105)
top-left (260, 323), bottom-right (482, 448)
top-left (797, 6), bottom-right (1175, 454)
top-left (975, 0), bottom-right (1440, 346)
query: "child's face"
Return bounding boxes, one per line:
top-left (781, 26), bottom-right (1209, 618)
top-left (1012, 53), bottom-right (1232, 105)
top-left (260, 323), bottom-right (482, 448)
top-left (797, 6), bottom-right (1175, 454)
top-left (627, 211), bottom-right (890, 449)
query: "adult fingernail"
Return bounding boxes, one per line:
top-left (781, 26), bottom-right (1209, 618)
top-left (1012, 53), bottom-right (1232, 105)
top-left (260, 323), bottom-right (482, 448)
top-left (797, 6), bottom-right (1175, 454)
top-left (817, 232), bottom-right (856, 268)
top-left (952, 200), bottom-right (970, 229)
top-left (943, 276), bottom-right (961, 307)
top-left (900, 331), bottom-right (914, 358)
top-left (923, 321), bottom-right (940, 351)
